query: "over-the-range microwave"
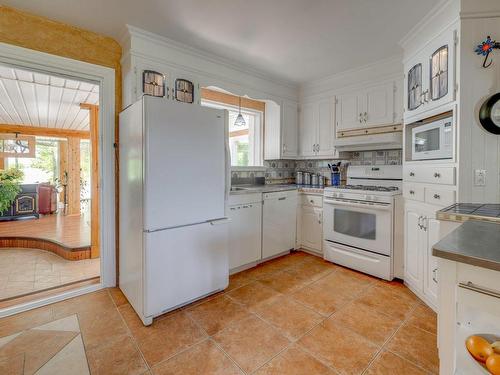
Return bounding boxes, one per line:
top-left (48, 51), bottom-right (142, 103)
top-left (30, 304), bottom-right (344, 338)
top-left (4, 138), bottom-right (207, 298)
top-left (411, 115), bottom-right (453, 160)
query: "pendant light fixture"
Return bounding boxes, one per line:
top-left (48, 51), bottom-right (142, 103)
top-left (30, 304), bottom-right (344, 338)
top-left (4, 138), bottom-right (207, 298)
top-left (234, 96), bottom-right (246, 127)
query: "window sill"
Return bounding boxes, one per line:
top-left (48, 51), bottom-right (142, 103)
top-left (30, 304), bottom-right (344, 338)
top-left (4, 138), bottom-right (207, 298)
top-left (231, 166), bottom-right (267, 172)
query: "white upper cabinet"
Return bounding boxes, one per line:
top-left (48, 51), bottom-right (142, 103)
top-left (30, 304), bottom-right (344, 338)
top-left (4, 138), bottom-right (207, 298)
top-left (404, 24), bottom-right (457, 120)
top-left (336, 80), bottom-right (398, 133)
top-left (316, 99), bottom-right (335, 157)
top-left (264, 100), bottom-right (299, 160)
top-left (298, 98), bottom-right (337, 159)
top-left (365, 82), bottom-right (394, 127)
top-left (336, 92), bottom-right (363, 131)
top-left (281, 101), bottom-right (299, 159)
top-left (299, 102), bottom-right (316, 158)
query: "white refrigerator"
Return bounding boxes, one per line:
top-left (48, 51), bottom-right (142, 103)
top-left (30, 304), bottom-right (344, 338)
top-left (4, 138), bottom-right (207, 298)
top-left (119, 96), bottom-right (230, 325)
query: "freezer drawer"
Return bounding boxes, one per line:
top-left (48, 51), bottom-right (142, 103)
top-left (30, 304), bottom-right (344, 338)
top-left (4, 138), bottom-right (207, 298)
top-left (144, 220), bottom-right (229, 319)
top-left (262, 190), bottom-right (297, 259)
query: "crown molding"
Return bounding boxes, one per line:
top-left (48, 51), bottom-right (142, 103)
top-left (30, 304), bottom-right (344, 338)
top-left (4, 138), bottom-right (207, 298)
top-left (399, 0), bottom-right (459, 49)
top-left (123, 25), bottom-right (298, 91)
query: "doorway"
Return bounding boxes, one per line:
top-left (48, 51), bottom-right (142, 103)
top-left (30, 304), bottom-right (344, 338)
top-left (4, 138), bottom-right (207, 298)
top-left (0, 43), bottom-right (115, 315)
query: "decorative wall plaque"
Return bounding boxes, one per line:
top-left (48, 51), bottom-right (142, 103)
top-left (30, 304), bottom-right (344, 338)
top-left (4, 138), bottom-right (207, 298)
top-left (175, 79), bottom-right (194, 103)
top-left (142, 70), bottom-right (165, 97)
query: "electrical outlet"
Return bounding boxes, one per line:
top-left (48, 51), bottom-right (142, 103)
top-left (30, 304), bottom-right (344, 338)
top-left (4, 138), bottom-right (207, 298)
top-left (474, 169), bottom-right (486, 186)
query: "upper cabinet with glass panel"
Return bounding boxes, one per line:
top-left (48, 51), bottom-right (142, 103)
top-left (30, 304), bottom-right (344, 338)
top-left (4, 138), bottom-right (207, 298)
top-left (430, 46), bottom-right (448, 101)
top-left (403, 25), bottom-right (457, 121)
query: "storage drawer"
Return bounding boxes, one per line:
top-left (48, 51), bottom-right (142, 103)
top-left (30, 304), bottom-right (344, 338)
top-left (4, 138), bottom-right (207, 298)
top-left (228, 192), bottom-right (262, 206)
top-left (404, 165), bottom-right (456, 185)
top-left (403, 183), bottom-right (424, 202)
top-left (425, 188), bottom-right (456, 207)
top-left (301, 194), bottom-right (323, 208)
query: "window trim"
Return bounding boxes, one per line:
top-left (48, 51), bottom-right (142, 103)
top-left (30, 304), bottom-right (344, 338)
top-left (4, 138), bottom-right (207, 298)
top-left (201, 99), bottom-right (264, 167)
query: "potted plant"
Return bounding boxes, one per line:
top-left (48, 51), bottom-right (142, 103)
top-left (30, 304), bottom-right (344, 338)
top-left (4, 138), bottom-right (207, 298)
top-left (0, 168), bottom-right (24, 215)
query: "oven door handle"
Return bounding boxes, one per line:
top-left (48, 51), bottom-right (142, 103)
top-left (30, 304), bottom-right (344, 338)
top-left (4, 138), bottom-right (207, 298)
top-left (323, 198), bottom-right (391, 211)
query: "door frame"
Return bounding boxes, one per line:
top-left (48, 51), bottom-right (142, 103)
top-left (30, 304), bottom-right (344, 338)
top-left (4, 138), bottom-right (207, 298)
top-left (0, 42), bottom-right (116, 317)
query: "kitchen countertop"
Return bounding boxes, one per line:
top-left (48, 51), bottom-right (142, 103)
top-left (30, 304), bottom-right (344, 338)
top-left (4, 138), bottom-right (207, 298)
top-left (432, 220), bottom-right (500, 271)
top-left (230, 184), bottom-right (325, 195)
top-left (437, 203), bottom-right (500, 223)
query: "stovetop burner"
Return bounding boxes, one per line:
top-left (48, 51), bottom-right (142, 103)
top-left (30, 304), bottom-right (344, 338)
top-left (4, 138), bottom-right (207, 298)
top-left (333, 185), bottom-right (400, 192)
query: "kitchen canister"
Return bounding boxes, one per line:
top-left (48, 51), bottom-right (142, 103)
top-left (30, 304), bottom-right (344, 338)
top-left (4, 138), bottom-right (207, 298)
top-left (318, 174), bottom-right (324, 188)
top-left (295, 171), bottom-right (303, 185)
top-left (303, 172), bottom-right (311, 186)
top-left (311, 173), bottom-right (319, 187)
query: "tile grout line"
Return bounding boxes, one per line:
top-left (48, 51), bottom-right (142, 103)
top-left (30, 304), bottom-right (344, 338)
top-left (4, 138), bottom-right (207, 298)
top-left (112, 291), bottom-right (153, 373)
top-left (360, 298), bottom-right (426, 375)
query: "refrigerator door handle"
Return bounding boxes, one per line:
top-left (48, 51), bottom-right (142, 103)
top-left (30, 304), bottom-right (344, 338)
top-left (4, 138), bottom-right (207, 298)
top-left (209, 217), bottom-right (231, 225)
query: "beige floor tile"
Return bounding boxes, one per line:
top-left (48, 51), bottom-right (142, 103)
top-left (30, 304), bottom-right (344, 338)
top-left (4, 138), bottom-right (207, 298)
top-left (254, 345), bottom-right (335, 375)
top-left (386, 323), bottom-right (439, 374)
top-left (0, 305), bottom-right (54, 338)
top-left (86, 334), bottom-right (148, 375)
top-left (0, 329), bottom-right (78, 375)
top-left (108, 287), bottom-right (129, 307)
top-left (0, 353), bottom-right (24, 375)
top-left (365, 350), bottom-right (428, 375)
top-left (258, 270), bottom-right (311, 294)
top-left (315, 270), bottom-right (374, 296)
top-left (226, 281), bottom-right (282, 310)
top-left (287, 258), bottom-right (336, 282)
top-left (376, 279), bottom-right (420, 300)
top-left (152, 339), bottom-right (242, 375)
top-left (136, 311), bottom-right (208, 367)
top-left (406, 303), bottom-right (437, 335)
top-left (52, 289), bottom-right (115, 320)
top-left (78, 307), bottom-right (129, 351)
top-left (213, 315), bottom-right (290, 373)
top-left (225, 271), bottom-right (254, 292)
top-left (291, 282), bottom-right (353, 316)
top-left (36, 334), bottom-right (90, 375)
top-left (298, 321), bottom-right (379, 375)
top-left (186, 295), bottom-right (250, 335)
top-left (33, 314), bottom-right (80, 332)
top-left (328, 301), bottom-right (401, 346)
top-left (355, 285), bottom-right (418, 321)
top-left (253, 295), bottom-right (323, 340)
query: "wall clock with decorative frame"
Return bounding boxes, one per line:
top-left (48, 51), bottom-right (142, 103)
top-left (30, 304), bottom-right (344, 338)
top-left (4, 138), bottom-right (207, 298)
top-left (478, 92), bottom-right (500, 135)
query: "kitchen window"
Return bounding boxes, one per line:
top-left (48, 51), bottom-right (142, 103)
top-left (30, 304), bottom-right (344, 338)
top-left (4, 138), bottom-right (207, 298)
top-left (201, 99), bottom-right (263, 167)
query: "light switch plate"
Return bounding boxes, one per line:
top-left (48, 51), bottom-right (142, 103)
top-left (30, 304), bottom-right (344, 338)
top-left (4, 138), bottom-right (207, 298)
top-left (474, 169), bottom-right (486, 186)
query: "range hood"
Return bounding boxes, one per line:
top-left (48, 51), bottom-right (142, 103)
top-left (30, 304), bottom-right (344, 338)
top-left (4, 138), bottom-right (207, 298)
top-left (333, 132), bottom-right (402, 151)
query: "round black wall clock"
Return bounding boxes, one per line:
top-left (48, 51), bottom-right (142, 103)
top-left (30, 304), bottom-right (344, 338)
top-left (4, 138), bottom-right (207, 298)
top-left (479, 92), bottom-right (500, 135)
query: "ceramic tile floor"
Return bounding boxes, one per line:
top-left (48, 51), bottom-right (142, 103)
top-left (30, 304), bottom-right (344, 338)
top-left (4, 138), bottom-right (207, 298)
top-left (0, 250), bottom-right (438, 375)
top-left (0, 248), bottom-right (100, 300)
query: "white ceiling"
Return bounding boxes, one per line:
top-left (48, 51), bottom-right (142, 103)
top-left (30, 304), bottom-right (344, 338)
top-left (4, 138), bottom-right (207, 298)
top-left (3, 0), bottom-right (439, 84)
top-left (0, 64), bottom-right (99, 131)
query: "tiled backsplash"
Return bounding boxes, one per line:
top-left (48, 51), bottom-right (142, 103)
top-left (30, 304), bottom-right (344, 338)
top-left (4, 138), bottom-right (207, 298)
top-left (349, 150), bottom-right (402, 166)
top-left (231, 149), bottom-right (402, 184)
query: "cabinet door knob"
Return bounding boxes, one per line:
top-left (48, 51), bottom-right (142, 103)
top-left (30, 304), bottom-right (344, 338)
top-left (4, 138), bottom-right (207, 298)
top-left (409, 190), bottom-right (415, 195)
top-left (359, 113), bottom-right (362, 123)
top-left (433, 194), bottom-right (441, 199)
top-left (432, 268), bottom-right (438, 283)
top-left (409, 172), bottom-right (415, 177)
top-left (364, 112), bottom-right (368, 122)
top-left (434, 173), bottom-right (441, 178)
top-left (310, 200), bottom-right (314, 203)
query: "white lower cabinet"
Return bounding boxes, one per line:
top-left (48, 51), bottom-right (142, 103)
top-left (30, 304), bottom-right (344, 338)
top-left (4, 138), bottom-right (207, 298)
top-left (404, 201), bottom-right (460, 309)
top-left (301, 206), bottom-right (323, 253)
top-left (297, 194), bottom-right (323, 254)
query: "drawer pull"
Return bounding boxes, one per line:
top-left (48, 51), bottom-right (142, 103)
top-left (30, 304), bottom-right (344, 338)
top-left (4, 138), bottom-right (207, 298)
top-left (434, 173), bottom-right (441, 178)
top-left (459, 282), bottom-right (500, 300)
top-left (278, 197), bottom-right (286, 201)
top-left (310, 200), bottom-right (314, 203)
top-left (409, 190), bottom-right (415, 195)
top-left (409, 172), bottom-right (415, 177)
top-left (433, 194), bottom-right (441, 199)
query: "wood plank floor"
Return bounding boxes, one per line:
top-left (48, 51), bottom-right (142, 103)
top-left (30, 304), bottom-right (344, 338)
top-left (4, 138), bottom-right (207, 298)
top-left (0, 214), bottom-right (90, 249)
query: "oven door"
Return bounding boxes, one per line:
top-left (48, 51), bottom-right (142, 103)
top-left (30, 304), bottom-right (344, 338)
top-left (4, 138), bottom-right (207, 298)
top-left (323, 198), bottom-right (392, 255)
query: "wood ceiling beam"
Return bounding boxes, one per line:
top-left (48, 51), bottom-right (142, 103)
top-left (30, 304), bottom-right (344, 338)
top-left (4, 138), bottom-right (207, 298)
top-left (0, 123), bottom-right (90, 139)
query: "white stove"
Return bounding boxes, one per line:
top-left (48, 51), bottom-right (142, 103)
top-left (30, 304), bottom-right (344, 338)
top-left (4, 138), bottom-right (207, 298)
top-left (323, 165), bottom-right (403, 280)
